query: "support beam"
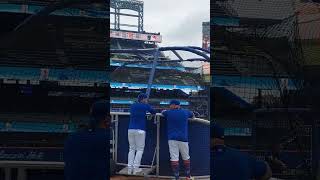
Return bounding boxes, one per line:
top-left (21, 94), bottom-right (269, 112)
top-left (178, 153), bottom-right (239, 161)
top-left (17, 168), bottom-right (26, 180)
top-left (4, 168), bottom-right (11, 180)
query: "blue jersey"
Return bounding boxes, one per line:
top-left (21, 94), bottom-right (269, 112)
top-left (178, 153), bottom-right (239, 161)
top-left (129, 102), bottom-right (156, 131)
top-left (162, 109), bottom-right (193, 142)
top-left (212, 145), bottom-right (267, 180)
top-left (64, 128), bottom-right (109, 180)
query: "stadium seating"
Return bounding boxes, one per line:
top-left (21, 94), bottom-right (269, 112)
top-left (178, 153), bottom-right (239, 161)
top-left (0, 66), bottom-right (107, 82)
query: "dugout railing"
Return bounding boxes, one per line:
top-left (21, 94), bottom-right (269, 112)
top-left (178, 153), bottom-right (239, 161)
top-left (110, 111), bottom-right (210, 178)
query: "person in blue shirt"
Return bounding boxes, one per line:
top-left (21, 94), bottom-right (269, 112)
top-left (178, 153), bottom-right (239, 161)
top-left (128, 93), bottom-right (156, 175)
top-left (211, 123), bottom-right (272, 180)
top-left (64, 100), bottom-right (110, 180)
top-left (161, 100), bottom-right (194, 180)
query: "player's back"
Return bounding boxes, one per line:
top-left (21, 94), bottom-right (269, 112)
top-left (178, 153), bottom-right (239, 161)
top-left (163, 109), bottom-right (192, 142)
top-left (64, 128), bottom-right (108, 180)
top-left (212, 145), bottom-right (266, 180)
top-left (129, 102), bottom-right (154, 130)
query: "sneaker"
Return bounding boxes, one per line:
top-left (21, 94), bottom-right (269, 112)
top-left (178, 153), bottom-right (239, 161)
top-left (186, 176), bottom-right (194, 180)
top-left (133, 168), bottom-right (143, 175)
top-left (127, 167), bottom-right (133, 175)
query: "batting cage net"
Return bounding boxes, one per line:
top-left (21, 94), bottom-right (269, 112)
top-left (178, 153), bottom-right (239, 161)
top-left (212, 0), bottom-right (320, 179)
top-left (0, 0), bottom-right (108, 149)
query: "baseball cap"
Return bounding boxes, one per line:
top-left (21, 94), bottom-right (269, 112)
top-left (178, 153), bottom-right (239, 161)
top-left (137, 93), bottom-right (147, 102)
top-left (169, 100), bottom-right (180, 105)
top-left (212, 122), bottom-right (224, 139)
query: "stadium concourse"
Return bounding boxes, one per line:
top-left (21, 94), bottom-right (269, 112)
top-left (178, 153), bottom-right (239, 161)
top-left (0, 0), bottom-right (107, 179)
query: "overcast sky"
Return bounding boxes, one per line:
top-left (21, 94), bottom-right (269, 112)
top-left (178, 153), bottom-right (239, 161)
top-left (113, 0), bottom-right (210, 67)
top-left (142, 0), bottom-right (210, 47)
top-left (144, 0), bottom-right (210, 67)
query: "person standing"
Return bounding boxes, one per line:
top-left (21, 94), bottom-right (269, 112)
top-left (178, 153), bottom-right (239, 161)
top-left (161, 100), bottom-right (194, 180)
top-left (211, 122), bottom-right (272, 180)
top-left (64, 100), bottom-right (110, 180)
top-left (128, 93), bottom-right (156, 174)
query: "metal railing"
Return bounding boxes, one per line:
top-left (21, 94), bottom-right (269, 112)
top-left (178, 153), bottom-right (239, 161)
top-left (110, 111), bottom-right (210, 177)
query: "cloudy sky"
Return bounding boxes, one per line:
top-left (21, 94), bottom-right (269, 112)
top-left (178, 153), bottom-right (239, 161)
top-left (142, 0), bottom-right (210, 47)
top-left (144, 0), bottom-right (210, 67)
top-left (112, 0), bottom-right (210, 67)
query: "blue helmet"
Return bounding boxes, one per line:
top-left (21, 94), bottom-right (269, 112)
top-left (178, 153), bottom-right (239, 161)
top-left (137, 93), bottom-right (148, 102)
top-left (169, 100), bottom-right (180, 105)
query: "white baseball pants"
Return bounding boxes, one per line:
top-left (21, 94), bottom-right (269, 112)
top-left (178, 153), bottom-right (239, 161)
top-left (168, 140), bottom-right (190, 161)
top-left (128, 129), bottom-right (146, 169)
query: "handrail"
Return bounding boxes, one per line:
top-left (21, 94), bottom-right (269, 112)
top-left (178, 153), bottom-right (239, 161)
top-left (110, 112), bottom-right (210, 125)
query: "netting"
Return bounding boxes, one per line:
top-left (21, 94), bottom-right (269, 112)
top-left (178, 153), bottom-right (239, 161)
top-left (0, 1), bottom-right (108, 148)
top-left (212, 0), bottom-right (320, 179)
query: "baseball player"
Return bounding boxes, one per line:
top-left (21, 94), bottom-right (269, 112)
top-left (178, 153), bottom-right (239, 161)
top-left (161, 100), bottom-right (194, 180)
top-left (64, 100), bottom-right (110, 180)
top-left (128, 93), bottom-right (156, 174)
top-left (211, 123), bottom-right (272, 180)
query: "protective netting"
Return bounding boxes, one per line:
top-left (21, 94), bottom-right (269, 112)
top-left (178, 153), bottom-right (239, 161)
top-left (212, 0), bottom-right (320, 179)
top-left (0, 1), bottom-right (108, 149)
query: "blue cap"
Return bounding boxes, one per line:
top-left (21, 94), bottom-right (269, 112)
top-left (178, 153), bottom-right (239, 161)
top-left (212, 123), bottom-right (224, 139)
top-left (137, 93), bottom-right (147, 102)
top-left (90, 100), bottom-right (109, 126)
top-left (169, 100), bottom-right (180, 105)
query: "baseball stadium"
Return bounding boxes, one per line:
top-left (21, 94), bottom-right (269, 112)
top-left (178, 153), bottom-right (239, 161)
top-left (212, 0), bottom-right (320, 179)
top-left (0, 0), bottom-right (211, 179)
top-left (0, 0), bottom-right (107, 179)
top-left (110, 0), bottom-right (210, 179)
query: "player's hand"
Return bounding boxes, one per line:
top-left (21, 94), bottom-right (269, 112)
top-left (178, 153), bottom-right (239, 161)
top-left (146, 114), bottom-right (153, 120)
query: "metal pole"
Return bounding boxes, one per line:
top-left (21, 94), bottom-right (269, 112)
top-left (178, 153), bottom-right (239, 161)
top-left (156, 115), bottom-right (160, 176)
top-left (112, 114), bottom-right (116, 160)
top-left (17, 168), bottom-right (26, 180)
top-left (115, 114), bottom-right (119, 164)
top-left (4, 168), bottom-right (11, 180)
top-left (146, 49), bottom-right (159, 98)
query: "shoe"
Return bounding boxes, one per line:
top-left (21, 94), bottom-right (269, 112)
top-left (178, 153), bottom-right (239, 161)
top-left (127, 167), bottom-right (133, 175)
top-left (186, 176), bottom-right (194, 180)
top-left (133, 168), bottom-right (142, 175)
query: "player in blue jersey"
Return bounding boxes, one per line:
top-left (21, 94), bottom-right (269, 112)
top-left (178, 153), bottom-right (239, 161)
top-left (64, 100), bottom-right (109, 180)
top-left (128, 93), bottom-right (156, 174)
top-left (161, 100), bottom-right (194, 180)
top-left (211, 123), bottom-right (272, 180)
